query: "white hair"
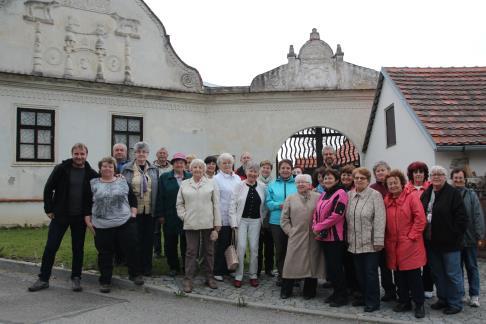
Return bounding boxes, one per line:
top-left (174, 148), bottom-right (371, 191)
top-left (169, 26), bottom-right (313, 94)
top-left (430, 165), bottom-right (448, 176)
top-left (217, 153), bottom-right (234, 167)
top-left (373, 160), bottom-right (391, 173)
top-left (133, 141), bottom-right (150, 153)
top-left (322, 145), bottom-right (336, 154)
top-left (244, 161), bottom-right (260, 174)
top-left (295, 174), bottom-right (312, 184)
top-left (112, 143), bottom-right (127, 151)
top-left (189, 158), bottom-right (207, 172)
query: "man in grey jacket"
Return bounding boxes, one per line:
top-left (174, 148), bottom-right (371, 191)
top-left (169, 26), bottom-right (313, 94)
top-left (451, 168), bottom-right (485, 307)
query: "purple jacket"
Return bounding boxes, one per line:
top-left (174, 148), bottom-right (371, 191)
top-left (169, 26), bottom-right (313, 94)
top-left (312, 185), bottom-right (348, 242)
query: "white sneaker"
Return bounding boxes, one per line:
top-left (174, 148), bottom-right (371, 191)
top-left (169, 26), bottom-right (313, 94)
top-left (213, 275), bottom-right (223, 282)
top-left (424, 291), bottom-right (434, 299)
top-left (470, 296), bottom-right (480, 307)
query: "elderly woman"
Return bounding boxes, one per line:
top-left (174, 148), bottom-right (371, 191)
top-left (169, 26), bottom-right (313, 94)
top-left (204, 155), bottom-right (218, 178)
top-left (384, 169), bottom-right (426, 318)
top-left (176, 159), bottom-right (221, 293)
top-left (340, 164), bottom-right (355, 192)
top-left (122, 142), bottom-right (159, 276)
top-left (421, 166), bottom-right (467, 315)
top-left (85, 157), bottom-right (144, 293)
top-left (257, 160), bottom-right (275, 277)
top-left (155, 153), bottom-right (192, 277)
top-left (451, 168), bottom-right (485, 307)
top-left (313, 169), bottom-right (348, 307)
top-left (346, 167), bottom-right (386, 312)
top-left (266, 159), bottom-right (297, 286)
top-left (280, 174), bottom-right (324, 299)
top-left (370, 161), bottom-right (396, 302)
top-left (405, 161), bottom-right (433, 298)
top-left (229, 161), bottom-right (267, 288)
top-left (213, 153), bottom-right (242, 281)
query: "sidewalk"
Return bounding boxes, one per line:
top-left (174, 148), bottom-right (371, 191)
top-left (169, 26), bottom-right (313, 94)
top-left (1, 257), bottom-right (484, 324)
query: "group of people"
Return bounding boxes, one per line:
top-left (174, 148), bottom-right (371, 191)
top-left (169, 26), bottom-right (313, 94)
top-left (28, 142), bottom-right (484, 318)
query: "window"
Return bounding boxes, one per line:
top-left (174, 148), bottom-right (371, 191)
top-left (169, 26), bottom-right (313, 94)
top-left (112, 115), bottom-right (143, 158)
top-left (16, 108), bottom-right (55, 162)
top-left (385, 105), bottom-right (396, 147)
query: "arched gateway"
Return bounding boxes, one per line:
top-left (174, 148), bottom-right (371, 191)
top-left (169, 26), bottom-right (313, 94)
top-left (0, 1), bottom-right (379, 225)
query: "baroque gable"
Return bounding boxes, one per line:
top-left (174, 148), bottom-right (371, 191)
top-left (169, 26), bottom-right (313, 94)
top-left (0, 0), bottom-right (203, 92)
top-left (250, 28), bottom-right (379, 92)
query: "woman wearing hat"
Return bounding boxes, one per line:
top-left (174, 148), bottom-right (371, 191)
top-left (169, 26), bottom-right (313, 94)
top-left (155, 153), bottom-right (192, 276)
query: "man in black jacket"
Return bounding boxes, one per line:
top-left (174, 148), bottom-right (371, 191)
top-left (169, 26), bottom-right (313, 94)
top-left (28, 143), bottom-right (99, 292)
top-left (421, 165), bottom-right (467, 315)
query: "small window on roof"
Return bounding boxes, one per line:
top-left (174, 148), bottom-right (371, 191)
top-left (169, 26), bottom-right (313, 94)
top-left (385, 105), bottom-right (396, 147)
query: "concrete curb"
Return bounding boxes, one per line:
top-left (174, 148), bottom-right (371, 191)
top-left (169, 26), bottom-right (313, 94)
top-left (0, 258), bottom-right (410, 324)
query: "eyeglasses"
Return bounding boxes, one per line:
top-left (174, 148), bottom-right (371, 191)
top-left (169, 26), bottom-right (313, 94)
top-left (354, 176), bottom-right (367, 181)
top-left (431, 173), bottom-right (445, 177)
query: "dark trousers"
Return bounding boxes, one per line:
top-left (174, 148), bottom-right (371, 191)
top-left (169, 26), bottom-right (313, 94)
top-left (185, 229), bottom-right (214, 279)
top-left (344, 250), bottom-right (361, 293)
top-left (39, 218), bottom-right (86, 281)
top-left (397, 268), bottom-right (424, 305)
top-left (423, 241), bottom-right (434, 292)
top-left (213, 226), bottom-right (232, 276)
top-left (282, 278), bottom-right (318, 297)
top-left (94, 219), bottom-right (141, 284)
top-left (379, 249), bottom-right (396, 295)
top-left (354, 252), bottom-right (380, 308)
top-left (257, 226), bottom-right (274, 274)
top-left (153, 219), bottom-right (162, 256)
top-left (163, 226), bottom-right (186, 272)
top-left (136, 213), bottom-right (154, 274)
top-left (270, 224), bottom-right (288, 277)
top-left (322, 241), bottom-right (348, 299)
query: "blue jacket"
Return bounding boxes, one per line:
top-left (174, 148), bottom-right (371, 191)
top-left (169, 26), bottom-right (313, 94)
top-left (265, 176), bottom-right (297, 225)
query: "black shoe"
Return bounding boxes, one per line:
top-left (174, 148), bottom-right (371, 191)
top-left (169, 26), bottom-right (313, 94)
top-left (28, 279), bottom-right (49, 292)
top-left (431, 300), bottom-right (448, 310)
top-left (352, 299), bottom-right (365, 307)
top-left (143, 271), bottom-right (152, 277)
top-left (321, 281), bottom-right (333, 289)
top-left (265, 270), bottom-right (275, 277)
top-left (415, 304), bottom-right (425, 318)
top-left (129, 275), bottom-right (145, 286)
top-left (280, 291), bottom-right (291, 299)
top-left (99, 284), bottom-right (111, 293)
top-left (381, 292), bottom-right (396, 302)
top-left (325, 293), bottom-right (336, 303)
top-left (393, 302), bottom-right (412, 312)
top-left (443, 307), bottom-right (462, 315)
top-left (364, 305), bottom-right (380, 312)
top-left (330, 297), bottom-right (348, 307)
top-left (303, 294), bottom-right (315, 300)
top-left (71, 277), bottom-right (82, 292)
top-left (168, 269), bottom-right (178, 277)
top-left (276, 276), bottom-right (282, 287)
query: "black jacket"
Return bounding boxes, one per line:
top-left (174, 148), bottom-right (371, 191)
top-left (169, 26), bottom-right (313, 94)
top-left (43, 159), bottom-right (99, 223)
top-left (420, 182), bottom-right (468, 252)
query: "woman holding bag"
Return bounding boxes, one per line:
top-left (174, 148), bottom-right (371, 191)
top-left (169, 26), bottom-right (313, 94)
top-left (229, 161), bottom-right (267, 288)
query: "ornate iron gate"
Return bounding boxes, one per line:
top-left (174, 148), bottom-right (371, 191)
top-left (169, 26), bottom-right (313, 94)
top-left (276, 127), bottom-right (360, 175)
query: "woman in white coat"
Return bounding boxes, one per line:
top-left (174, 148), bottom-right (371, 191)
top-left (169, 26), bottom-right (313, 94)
top-left (229, 161), bottom-right (267, 288)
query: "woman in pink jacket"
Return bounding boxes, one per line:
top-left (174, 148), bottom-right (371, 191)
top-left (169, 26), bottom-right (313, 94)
top-left (384, 169), bottom-right (427, 319)
top-left (312, 168), bottom-right (349, 307)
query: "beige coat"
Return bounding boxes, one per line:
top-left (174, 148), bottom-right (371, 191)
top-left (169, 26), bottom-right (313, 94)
top-left (346, 186), bottom-right (386, 254)
top-left (176, 177), bottom-right (222, 230)
top-left (281, 191), bottom-right (326, 279)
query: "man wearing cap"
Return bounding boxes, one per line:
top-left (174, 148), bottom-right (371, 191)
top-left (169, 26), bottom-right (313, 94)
top-left (155, 153), bottom-right (192, 276)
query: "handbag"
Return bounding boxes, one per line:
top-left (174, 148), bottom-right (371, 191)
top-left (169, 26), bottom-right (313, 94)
top-left (224, 229), bottom-right (239, 271)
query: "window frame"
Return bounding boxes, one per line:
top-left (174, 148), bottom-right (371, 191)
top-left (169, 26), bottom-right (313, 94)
top-left (16, 107), bottom-right (55, 162)
top-left (111, 115), bottom-right (143, 156)
top-left (385, 104), bottom-right (396, 148)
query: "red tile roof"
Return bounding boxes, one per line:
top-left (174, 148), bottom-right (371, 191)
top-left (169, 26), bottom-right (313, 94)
top-left (384, 67), bottom-right (486, 146)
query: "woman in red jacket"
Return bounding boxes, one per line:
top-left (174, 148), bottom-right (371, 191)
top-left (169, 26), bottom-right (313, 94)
top-left (384, 169), bottom-right (427, 319)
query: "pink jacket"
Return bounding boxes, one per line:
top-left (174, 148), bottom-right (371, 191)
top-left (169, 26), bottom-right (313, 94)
top-left (312, 187), bottom-right (348, 242)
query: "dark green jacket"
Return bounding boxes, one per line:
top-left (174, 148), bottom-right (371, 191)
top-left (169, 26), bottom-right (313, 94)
top-left (154, 170), bottom-right (192, 234)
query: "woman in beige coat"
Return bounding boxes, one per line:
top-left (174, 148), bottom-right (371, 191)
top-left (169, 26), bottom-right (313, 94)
top-left (280, 174), bottom-right (325, 299)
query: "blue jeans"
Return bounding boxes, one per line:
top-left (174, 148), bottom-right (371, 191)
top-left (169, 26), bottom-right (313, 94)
top-left (461, 246), bottom-right (480, 297)
top-left (428, 247), bottom-right (464, 309)
top-left (353, 252), bottom-right (380, 308)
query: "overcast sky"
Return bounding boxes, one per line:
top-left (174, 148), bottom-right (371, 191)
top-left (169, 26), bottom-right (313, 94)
top-left (144, 0), bottom-right (486, 86)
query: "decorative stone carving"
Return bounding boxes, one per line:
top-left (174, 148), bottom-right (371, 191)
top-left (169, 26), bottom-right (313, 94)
top-left (250, 28), bottom-right (379, 92)
top-left (105, 55), bottom-right (121, 72)
top-left (123, 36), bottom-right (132, 85)
top-left (44, 47), bottom-right (63, 65)
top-left (23, 0), bottom-right (59, 25)
top-left (110, 13), bottom-right (140, 39)
top-left (58, 0), bottom-right (110, 14)
top-left (32, 22), bottom-right (43, 75)
top-left (181, 73), bottom-right (197, 88)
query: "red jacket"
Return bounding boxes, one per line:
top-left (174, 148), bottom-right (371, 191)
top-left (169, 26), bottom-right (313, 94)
top-left (384, 189), bottom-right (427, 271)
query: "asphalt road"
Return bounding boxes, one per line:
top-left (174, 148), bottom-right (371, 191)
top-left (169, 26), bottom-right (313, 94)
top-left (0, 269), bottom-right (350, 324)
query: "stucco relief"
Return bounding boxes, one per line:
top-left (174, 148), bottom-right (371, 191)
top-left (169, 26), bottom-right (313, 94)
top-left (59, 0), bottom-right (110, 13)
top-left (250, 28), bottom-right (379, 92)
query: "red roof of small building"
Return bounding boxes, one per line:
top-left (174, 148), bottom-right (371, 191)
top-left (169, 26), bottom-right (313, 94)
top-left (384, 67), bottom-right (486, 147)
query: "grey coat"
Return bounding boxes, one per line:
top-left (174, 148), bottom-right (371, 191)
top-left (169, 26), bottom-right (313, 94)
top-left (122, 160), bottom-right (159, 216)
top-left (457, 187), bottom-right (485, 246)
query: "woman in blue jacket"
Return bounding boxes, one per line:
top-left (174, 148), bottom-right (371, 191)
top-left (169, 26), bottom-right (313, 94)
top-left (265, 159), bottom-right (297, 286)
